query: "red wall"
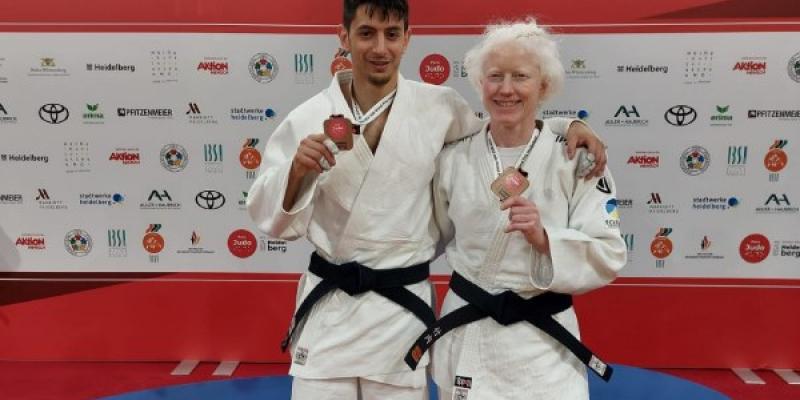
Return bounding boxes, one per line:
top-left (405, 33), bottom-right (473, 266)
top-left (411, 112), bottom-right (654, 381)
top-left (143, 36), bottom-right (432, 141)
top-left (2, 0), bottom-right (799, 367)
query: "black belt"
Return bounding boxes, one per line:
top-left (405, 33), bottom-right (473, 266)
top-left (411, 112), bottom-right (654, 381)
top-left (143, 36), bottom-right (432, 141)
top-left (404, 272), bottom-right (613, 381)
top-left (280, 252), bottom-right (436, 352)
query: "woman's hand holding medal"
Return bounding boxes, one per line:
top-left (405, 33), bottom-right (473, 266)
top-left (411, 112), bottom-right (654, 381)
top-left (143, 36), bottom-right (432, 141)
top-left (501, 195), bottom-right (550, 255)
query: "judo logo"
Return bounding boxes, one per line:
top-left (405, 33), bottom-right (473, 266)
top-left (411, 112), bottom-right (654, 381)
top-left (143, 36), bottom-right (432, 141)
top-left (650, 228), bottom-right (673, 268)
top-left (142, 224), bottom-right (165, 263)
top-left (764, 139), bottom-right (788, 182)
top-left (160, 144), bottom-right (188, 172)
top-left (680, 146), bottom-right (710, 176)
top-left (249, 53), bottom-right (278, 83)
top-left (419, 54), bottom-right (450, 85)
top-left (740, 233), bottom-right (770, 263)
top-left (604, 198), bottom-right (620, 229)
top-left (788, 52), bottom-right (800, 83)
top-left (228, 229), bottom-right (257, 258)
top-left (64, 229), bottom-right (92, 257)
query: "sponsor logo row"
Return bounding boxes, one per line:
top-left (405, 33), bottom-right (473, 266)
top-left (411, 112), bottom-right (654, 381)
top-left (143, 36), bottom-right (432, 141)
top-left (0, 102), bottom-right (279, 125)
top-left (1, 142), bottom-right (263, 177)
top-left (417, 51), bottom-right (800, 85)
top-left (621, 231), bottom-right (799, 267)
top-left (17, 228), bottom-right (287, 260)
top-left (0, 189), bottom-right (252, 211)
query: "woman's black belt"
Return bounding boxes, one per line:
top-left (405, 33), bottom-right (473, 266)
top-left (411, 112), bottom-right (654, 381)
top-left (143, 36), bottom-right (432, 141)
top-left (404, 271), bottom-right (613, 381)
top-left (280, 252), bottom-right (436, 352)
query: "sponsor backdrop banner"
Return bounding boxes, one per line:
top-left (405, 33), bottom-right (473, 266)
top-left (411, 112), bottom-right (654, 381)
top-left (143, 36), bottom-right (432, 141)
top-left (0, 32), bottom-right (798, 277)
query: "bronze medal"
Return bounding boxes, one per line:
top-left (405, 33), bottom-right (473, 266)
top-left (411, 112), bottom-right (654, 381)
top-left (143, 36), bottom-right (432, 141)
top-left (324, 114), bottom-right (354, 150)
top-left (491, 167), bottom-right (530, 201)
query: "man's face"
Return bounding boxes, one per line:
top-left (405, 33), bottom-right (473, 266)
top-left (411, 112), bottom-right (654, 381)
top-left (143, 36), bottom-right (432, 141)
top-left (339, 5), bottom-right (409, 87)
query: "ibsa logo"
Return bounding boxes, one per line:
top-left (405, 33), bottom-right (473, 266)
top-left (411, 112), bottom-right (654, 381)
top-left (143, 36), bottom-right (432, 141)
top-left (740, 233), bottom-right (770, 263)
top-left (419, 54), bottom-right (450, 85)
top-left (228, 229), bottom-right (257, 258)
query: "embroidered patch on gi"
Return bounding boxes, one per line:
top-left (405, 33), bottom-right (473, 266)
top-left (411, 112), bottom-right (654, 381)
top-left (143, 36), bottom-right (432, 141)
top-left (294, 347), bottom-right (308, 365)
top-left (596, 177), bottom-right (612, 194)
top-left (604, 198), bottom-right (620, 229)
top-left (452, 375), bottom-right (472, 400)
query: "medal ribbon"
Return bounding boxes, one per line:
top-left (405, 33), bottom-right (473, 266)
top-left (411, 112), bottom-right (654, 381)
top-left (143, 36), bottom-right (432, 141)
top-left (351, 83), bottom-right (396, 126)
top-left (486, 126), bottom-right (541, 178)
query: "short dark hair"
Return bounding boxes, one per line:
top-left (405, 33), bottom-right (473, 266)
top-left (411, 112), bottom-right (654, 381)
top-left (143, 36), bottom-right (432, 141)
top-left (343, 0), bottom-right (409, 31)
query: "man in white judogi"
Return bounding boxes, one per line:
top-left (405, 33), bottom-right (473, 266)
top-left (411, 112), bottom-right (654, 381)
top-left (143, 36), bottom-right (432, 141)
top-left (246, 1), bottom-right (607, 398)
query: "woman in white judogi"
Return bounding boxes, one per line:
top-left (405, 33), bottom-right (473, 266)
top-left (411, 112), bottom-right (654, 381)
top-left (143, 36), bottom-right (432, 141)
top-left (430, 20), bottom-right (627, 399)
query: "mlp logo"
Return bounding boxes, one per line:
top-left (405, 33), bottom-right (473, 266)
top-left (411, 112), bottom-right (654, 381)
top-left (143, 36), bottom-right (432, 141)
top-left (64, 229), bottom-right (92, 257)
top-left (650, 228), bottom-right (673, 268)
top-left (764, 139), bottom-right (788, 182)
top-left (228, 229), bottom-right (257, 259)
top-left (143, 224), bottom-right (165, 263)
top-left (740, 233), bottom-right (770, 263)
top-left (240, 138), bottom-right (262, 179)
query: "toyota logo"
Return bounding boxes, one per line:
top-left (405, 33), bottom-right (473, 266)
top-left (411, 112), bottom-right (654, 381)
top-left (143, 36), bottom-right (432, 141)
top-left (664, 105), bottom-right (696, 126)
top-left (195, 190), bottom-right (226, 210)
top-left (39, 103), bottom-right (70, 124)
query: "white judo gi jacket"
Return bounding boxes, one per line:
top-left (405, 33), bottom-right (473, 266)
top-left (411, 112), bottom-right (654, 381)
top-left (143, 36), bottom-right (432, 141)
top-left (430, 121), bottom-right (627, 399)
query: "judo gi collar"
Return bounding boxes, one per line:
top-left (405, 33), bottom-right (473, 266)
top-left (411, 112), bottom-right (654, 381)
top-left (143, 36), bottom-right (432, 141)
top-left (486, 119), bottom-right (544, 177)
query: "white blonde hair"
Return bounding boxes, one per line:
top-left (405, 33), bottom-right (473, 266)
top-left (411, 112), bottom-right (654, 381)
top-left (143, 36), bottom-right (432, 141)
top-left (464, 18), bottom-right (564, 103)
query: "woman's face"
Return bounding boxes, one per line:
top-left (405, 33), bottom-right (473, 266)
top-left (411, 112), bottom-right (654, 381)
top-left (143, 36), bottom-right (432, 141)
top-left (480, 42), bottom-right (547, 129)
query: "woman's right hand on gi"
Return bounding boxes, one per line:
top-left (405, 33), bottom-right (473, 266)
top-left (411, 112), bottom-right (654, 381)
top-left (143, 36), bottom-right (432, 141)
top-left (290, 133), bottom-right (339, 176)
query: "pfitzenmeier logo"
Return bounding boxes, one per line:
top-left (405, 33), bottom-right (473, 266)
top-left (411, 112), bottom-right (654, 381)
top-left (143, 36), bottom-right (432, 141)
top-left (117, 107), bottom-right (173, 119)
top-left (748, 109), bottom-right (800, 120)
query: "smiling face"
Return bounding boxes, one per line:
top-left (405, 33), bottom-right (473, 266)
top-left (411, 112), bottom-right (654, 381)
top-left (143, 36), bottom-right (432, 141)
top-left (480, 42), bottom-right (547, 131)
top-left (339, 5), bottom-right (410, 88)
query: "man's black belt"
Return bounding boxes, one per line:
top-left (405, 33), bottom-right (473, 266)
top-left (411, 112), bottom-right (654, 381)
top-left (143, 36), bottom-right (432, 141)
top-left (280, 252), bottom-right (436, 352)
top-left (404, 271), bottom-right (613, 381)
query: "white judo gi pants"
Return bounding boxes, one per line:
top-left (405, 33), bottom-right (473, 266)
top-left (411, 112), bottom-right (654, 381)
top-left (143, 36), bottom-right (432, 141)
top-left (292, 376), bottom-right (428, 400)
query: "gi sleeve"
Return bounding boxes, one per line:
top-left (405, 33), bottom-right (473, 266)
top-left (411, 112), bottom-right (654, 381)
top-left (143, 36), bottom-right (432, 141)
top-left (246, 112), bottom-right (318, 240)
top-left (432, 151), bottom-right (455, 259)
top-left (543, 117), bottom-right (576, 137)
top-left (530, 153), bottom-right (627, 294)
top-left (442, 87), bottom-right (483, 144)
